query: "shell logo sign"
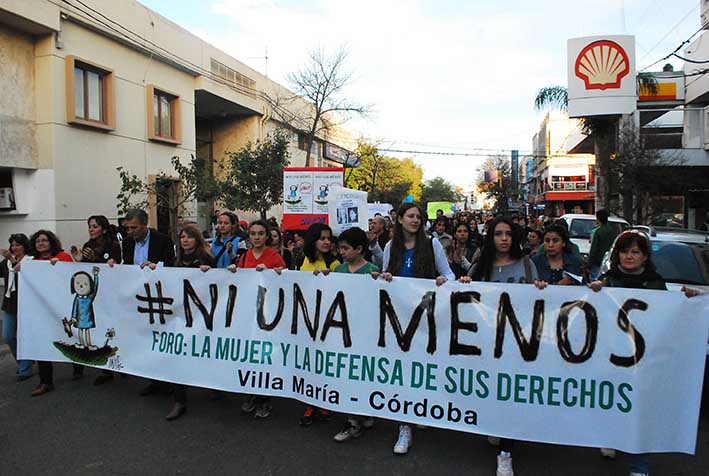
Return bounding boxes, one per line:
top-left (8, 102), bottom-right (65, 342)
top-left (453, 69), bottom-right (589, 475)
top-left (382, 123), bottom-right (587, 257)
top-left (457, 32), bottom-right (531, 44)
top-left (567, 35), bottom-right (636, 118)
top-left (574, 40), bottom-right (629, 91)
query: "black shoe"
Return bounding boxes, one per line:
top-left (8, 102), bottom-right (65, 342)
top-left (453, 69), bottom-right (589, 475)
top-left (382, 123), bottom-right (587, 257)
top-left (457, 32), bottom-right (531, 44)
top-left (300, 406), bottom-right (315, 427)
top-left (93, 373), bottom-right (114, 386)
top-left (139, 382), bottom-right (160, 396)
top-left (165, 403), bottom-right (187, 421)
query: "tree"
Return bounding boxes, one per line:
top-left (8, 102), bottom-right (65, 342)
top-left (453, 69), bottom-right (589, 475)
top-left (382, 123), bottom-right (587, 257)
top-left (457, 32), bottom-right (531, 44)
top-left (421, 177), bottom-right (462, 204)
top-left (116, 155), bottom-right (219, 218)
top-left (476, 154), bottom-right (512, 213)
top-left (613, 124), bottom-right (685, 223)
top-left (345, 142), bottom-right (423, 206)
top-left (287, 45), bottom-right (370, 166)
top-left (534, 75), bottom-right (657, 210)
top-left (218, 130), bottom-right (291, 219)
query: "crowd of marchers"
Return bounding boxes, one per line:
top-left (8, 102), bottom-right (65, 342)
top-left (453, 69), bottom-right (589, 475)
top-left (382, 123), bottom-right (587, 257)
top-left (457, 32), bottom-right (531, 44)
top-left (1, 204), bottom-right (704, 476)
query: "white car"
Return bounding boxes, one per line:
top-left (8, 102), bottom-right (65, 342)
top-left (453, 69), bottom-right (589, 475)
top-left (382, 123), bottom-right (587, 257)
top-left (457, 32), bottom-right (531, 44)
top-left (560, 214), bottom-right (630, 258)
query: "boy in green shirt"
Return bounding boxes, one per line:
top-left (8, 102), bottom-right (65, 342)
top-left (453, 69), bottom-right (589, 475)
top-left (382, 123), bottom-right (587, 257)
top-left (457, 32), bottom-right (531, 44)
top-left (332, 227), bottom-right (378, 441)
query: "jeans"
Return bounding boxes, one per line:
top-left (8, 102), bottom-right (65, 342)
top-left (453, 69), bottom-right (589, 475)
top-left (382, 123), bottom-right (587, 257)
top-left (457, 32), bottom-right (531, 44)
top-left (2, 310), bottom-right (33, 376)
top-left (629, 453), bottom-right (649, 474)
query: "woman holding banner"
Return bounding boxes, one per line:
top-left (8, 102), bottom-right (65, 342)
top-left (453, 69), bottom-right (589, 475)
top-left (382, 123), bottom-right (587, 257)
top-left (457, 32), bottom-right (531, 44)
top-left (459, 216), bottom-right (544, 476)
top-left (29, 230), bottom-right (85, 396)
top-left (229, 220), bottom-right (285, 419)
top-left (165, 224), bottom-right (214, 421)
top-left (1, 233), bottom-right (34, 381)
top-left (71, 215), bottom-right (122, 386)
top-left (588, 230), bottom-right (701, 476)
top-left (531, 224), bottom-right (583, 285)
top-left (378, 202), bottom-right (454, 455)
top-left (296, 223), bottom-right (340, 426)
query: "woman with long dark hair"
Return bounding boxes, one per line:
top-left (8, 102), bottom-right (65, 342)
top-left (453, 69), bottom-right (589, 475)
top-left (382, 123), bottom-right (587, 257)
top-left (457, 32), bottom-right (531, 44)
top-left (70, 215), bottom-right (122, 386)
top-left (1, 233), bottom-right (34, 381)
top-left (211, 211), bottom-right (243, 268)
top-left (297, 222), bottom-right (340, 425)
top-left (447, 222), bottom-right (479, 279)
top-left (379, 203), bottom-right (454, 455)
top-left (459, 216), bottom-right (544, 476)
top-left (531, 224), bottom-right (582, 285)
top-left (269, 227), bottom-right (294, 270)
top-left (28, 230), bottom-right (84, 396)
top-left (229, 220), bottom-right (286, 419)
top-left (71, 215), bottom-right (121, 264)
top-left (164, 224), bottom-right (214, 420)
top-left (299, 223), bottom-right (340, 273)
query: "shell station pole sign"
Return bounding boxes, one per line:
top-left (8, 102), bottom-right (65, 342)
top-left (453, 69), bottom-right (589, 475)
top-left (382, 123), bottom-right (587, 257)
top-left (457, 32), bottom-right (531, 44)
top-left (282, 167), bottom-right (344, 230)
top-left (567, 35), bottom-right (636, 118)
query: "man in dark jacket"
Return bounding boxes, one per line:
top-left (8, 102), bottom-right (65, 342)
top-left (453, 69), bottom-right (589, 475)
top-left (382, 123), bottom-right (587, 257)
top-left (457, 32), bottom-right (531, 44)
top-left (588, 209), bottom-right (617, 280)
top-left (119, 209), bottom-right (175, 267)
top-left (100, 209), bottom-right (174, 388)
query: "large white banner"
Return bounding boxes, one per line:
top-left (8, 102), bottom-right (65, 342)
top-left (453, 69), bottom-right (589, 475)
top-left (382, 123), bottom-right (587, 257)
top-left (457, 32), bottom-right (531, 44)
top-left (18, 260), bottom-right (709, 454)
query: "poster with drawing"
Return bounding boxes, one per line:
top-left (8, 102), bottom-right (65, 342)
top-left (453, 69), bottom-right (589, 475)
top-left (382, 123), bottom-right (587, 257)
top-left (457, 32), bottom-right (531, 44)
top-left (328, 186), bottom-right (368, 235)
top-left (282, 167), bottom-right (344, 230)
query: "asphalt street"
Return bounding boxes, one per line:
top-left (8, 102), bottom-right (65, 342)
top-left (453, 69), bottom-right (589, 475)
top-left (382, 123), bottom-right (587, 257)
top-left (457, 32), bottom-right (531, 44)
top-left (1, 353), bottom-right (708, 476)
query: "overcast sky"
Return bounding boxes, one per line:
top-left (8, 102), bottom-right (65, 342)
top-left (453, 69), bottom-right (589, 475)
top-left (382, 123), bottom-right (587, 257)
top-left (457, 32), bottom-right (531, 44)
top-left (139, 0), bottom-right (702, 191)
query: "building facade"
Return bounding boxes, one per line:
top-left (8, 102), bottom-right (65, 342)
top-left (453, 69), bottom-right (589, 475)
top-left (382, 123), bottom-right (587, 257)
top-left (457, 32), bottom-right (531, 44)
top-left (527, 112), bottom-right (596, 217)
top-left (0, 0), bottom-right (356, 248)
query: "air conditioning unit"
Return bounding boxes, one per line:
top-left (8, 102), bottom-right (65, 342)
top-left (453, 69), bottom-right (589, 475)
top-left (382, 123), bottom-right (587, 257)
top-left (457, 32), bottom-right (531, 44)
top-left (0, 187), bottom-right (15, 209)
top-left (704, 106), bottom-right (709, 150)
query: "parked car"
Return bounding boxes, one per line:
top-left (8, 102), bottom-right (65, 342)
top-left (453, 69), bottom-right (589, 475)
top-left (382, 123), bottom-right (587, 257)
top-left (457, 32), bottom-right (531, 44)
top-left (560, 214), bottom-right (630, 258)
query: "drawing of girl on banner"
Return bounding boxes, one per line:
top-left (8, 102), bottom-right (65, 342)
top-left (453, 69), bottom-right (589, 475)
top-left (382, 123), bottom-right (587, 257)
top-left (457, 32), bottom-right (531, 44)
top-left (62, 266), bottom-right (99, 349)
top-left (55, 266), bottom-right (117, 366)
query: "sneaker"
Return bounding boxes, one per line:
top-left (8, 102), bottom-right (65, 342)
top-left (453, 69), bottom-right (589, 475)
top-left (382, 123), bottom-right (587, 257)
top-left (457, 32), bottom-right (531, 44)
top-left (629, 473), bottom-right (648, 476)
top-left (496, 452), bottom-right (514, 476)
top-left (241, 395), bottom-right (257, 413)
top-left (254, 401), bottom-right (272, 419)
top-left (488, 436), bottom-right (501, 447)
top-left (600, 448), bottom-right (617, 459)
top-left (393, 424), bottom-right (412, 454)
top-left (316, 408), bottom-right (331, 421)
top-left (361, 417), bottom-right (375, 429)
top-left (333, 421), bottom-right (363, 442)
top-left (300, 406), bottom-right (315, 426)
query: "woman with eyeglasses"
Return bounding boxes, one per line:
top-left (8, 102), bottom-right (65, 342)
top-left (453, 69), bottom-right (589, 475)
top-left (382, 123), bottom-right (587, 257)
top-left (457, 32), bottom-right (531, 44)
top-left (1, 233), bottom-right (35, 381)
top-left (297, 223), bottom-right (340, 426)
top-left (28, 230), bottom-right (84, 396)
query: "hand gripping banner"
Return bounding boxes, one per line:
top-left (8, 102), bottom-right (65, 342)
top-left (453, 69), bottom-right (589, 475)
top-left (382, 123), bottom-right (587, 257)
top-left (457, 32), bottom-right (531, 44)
top-left (18, 260), bottom-right (709, 453)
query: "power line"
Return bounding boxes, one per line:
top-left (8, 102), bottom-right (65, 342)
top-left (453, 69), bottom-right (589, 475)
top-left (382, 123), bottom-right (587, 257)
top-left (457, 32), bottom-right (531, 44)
top-left (637, 1), bottom-right (700, 67)
top-left (640, 13), bottom-right (707, 71)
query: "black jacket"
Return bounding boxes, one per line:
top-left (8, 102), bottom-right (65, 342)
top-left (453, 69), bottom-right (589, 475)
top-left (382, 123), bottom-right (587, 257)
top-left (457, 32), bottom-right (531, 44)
top-left (0, 259), bottom-right (17, 314)
top-left (121, 228), bottom-right (175, 267)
